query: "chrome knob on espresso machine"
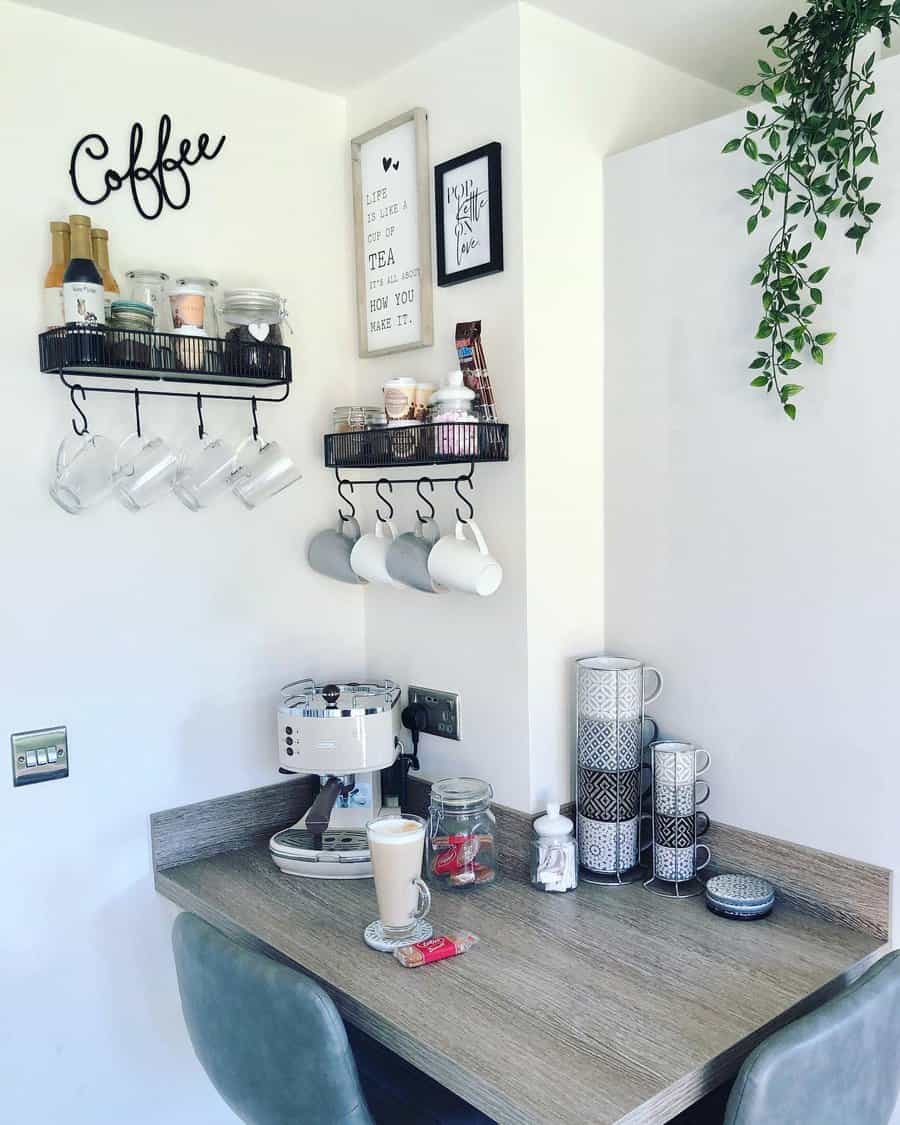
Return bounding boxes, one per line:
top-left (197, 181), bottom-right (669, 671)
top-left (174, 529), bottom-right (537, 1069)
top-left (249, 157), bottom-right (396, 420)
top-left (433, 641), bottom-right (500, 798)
top-left (269, 679), bottom-right (404, 879)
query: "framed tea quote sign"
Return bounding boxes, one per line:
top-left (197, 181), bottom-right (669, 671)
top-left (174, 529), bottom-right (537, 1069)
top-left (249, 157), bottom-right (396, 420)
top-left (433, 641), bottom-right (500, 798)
top-left (351, 108), bottom-right (433, 358)
top-left (435, 142), bottom-right (503, 287)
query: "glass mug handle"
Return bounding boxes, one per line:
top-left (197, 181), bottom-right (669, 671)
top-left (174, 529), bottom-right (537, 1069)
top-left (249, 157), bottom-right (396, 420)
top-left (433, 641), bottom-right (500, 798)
top-left (695, 844), bottom-right (711, 872)
top-left (412, 877), bottom-right (431, 922)
top-left (643, 666), bottom-right (664, 705)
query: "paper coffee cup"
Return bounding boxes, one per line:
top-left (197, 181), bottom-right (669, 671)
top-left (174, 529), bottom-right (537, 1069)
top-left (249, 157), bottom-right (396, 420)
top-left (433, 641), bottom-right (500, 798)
top-left (383, 378), bottom-right (416, 422)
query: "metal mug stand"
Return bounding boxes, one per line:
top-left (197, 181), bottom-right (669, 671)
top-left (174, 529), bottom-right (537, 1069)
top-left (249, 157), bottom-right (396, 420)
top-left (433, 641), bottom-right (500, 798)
top-left (643, 742), bottom-right (711, 900)
top-left (575, 663), bottom-right (657, 887)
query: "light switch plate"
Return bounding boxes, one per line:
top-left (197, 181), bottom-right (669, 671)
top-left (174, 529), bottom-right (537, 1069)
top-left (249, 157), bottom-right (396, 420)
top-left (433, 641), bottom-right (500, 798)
top-left (408, 686), bottom-right (460, 741)
top-left (11, 727), bottom-right (68, 787)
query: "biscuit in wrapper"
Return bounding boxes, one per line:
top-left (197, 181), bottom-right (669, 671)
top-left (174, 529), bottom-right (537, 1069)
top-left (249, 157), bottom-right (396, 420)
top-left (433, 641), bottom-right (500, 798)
top-left (394, 932), bottom-right (479, 968)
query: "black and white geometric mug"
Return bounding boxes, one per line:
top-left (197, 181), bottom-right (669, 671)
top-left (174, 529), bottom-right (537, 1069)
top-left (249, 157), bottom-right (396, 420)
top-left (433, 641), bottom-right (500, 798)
top-left (653, 811), bottom-right (710, 848)
top-left (578, 716), bottom-right (658, 771)
top-left (653, 842), bottom-right (711, 882)
top-left (651, 741), bottom-right (711, 786)
top-left (654, 779), bottom-right (710, 817)
top-left (578, 766), bottom-right (648, 822)
top-left (576, 656), bottom-right (664, 722)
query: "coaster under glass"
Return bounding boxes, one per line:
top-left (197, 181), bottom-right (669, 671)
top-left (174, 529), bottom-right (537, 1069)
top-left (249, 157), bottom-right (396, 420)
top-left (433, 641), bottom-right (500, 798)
top-left (363, 919), bottom-right (433, 952)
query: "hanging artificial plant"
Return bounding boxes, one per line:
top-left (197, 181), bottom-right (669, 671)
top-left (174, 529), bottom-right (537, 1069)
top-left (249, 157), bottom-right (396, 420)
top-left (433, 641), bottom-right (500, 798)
top-left (724, 0), bottom-right (899, 418)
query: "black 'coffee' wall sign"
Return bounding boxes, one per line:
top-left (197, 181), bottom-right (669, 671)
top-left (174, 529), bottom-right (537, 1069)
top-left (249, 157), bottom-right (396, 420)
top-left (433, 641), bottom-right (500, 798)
top-left (69, 114), bottom-right (226, 221)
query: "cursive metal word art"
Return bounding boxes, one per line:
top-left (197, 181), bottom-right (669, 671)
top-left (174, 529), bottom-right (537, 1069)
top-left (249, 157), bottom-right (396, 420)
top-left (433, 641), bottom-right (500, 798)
top-left (69, 115), bottom-right (226, 221)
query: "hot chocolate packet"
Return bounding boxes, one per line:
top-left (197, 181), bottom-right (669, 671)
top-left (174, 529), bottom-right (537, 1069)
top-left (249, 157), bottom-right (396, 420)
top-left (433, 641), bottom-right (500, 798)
top-left (455, 320), bottom-right (497, 422)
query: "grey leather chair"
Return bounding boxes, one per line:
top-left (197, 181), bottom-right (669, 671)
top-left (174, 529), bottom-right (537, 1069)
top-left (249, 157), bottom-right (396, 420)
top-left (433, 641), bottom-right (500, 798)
top-left (172, 912), bottom-right (492, 1125)
top-left (724, 950), bottom-right (900, 1125)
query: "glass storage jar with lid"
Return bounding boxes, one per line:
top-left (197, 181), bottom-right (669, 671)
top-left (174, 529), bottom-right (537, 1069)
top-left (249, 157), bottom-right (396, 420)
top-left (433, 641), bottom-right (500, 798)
top-left (124, 269), bottom-right (171, 330)
top-left (429, 372), bottom-right (479, 458)
top-left (108, 300), bottom-right (154, 367)
top-left (223, 289), bottom-right (290, 380)
top-left (173, 276), bottom-right (222, 337)
top-left (222, 289), bottom-right (289, 344)
top-left (427, 777), bottom-right (496, 888)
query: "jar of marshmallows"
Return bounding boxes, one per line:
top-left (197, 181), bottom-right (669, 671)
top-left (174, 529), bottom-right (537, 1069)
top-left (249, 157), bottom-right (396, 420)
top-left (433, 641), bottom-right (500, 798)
top-left (429, 372), bottom-right (479, 458)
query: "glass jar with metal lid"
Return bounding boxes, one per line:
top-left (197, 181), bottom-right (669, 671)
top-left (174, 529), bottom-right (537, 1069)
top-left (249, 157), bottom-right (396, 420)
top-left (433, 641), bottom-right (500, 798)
top-left (109, 300), bottom-right (154, 332)
top-left (223, 289), bottom-right (290, 379)
top-left (427, 777), bottom-right (497, 888)
top-left (222, 289), bottom-right (289, 344)
top-left (108, 300), bottom-right (154, 367)
top-left (332, 407), bottom-right (387, 434)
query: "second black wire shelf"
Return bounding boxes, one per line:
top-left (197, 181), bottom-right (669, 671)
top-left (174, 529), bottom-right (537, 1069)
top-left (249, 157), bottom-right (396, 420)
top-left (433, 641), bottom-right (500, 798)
top-left (324, 422), bottom-right (508, 469)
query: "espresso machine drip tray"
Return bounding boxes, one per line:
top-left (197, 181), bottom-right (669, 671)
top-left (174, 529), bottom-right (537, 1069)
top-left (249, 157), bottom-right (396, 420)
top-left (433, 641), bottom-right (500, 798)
top-left (269, 826), bottom-right (373, 879)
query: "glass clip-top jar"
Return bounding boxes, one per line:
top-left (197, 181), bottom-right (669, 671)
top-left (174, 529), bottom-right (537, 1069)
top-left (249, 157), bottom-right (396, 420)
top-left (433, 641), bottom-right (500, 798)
top-left (530, 804), bottom-right (578, 893)
top-left (428, 777), bottom-right (496, 888)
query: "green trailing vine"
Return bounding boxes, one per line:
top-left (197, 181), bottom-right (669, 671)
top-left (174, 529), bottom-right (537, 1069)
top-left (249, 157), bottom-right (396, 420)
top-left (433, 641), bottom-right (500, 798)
top-left (724, 0), bottom-right (899, 419)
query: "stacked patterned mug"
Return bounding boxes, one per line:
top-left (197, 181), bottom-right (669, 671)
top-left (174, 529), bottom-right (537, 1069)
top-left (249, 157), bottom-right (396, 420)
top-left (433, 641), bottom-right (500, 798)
top-left (575, 656), bottom-right (663, 883)
top-left (645, 741), bottom-right (712, 895)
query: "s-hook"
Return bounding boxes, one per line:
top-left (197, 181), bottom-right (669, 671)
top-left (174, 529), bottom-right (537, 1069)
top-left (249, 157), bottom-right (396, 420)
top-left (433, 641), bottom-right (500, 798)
top-left (415, 477), bottom-right (436, 523)
top-left (196, 393), bottom-right (205, 440)
top-left (250, 396), bottom-right (260, 442)
top-left (337, 477), bottom-right (356, 522)
top-left (70, 384), bottom-right (89, 436)
top-left (375, 478), bottom-right (395, 522)
top-left (454, 474), bottom-right (474, 523)
top-left (133, 388), bottom-right (142, 438)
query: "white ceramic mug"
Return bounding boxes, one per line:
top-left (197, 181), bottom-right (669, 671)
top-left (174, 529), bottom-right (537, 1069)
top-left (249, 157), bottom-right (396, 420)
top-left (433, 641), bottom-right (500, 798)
top-left (115, 433), bottom-right (178, 511)
top-left (49, 432), bottom-right (117, 514)
top-left (427, 519), bottom-right (502, 597)
top-left (350, 517), bottom-right (399, 585)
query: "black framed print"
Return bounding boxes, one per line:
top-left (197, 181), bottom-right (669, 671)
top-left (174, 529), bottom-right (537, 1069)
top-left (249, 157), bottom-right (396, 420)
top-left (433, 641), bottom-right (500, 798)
top-left (434, 142), bottom-right (503, 287)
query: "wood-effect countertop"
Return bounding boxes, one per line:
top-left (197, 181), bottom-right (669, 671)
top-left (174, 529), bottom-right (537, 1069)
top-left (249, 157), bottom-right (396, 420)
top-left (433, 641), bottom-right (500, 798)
top-left (156, 842), bottom-right (884, 1125)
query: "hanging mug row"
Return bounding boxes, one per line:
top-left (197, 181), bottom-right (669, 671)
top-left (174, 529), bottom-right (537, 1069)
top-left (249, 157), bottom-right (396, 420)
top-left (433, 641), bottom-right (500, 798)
top-left (308, 512), bottom-right (503, 597)
top-left (51, 425), bottom-right (301, 514)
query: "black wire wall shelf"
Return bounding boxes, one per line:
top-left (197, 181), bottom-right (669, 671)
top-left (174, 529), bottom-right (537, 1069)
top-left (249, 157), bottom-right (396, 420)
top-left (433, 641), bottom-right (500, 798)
top-left (324, 421), bottom-right (508, 470)
top-left (38, 326), bottom-right (292, 404)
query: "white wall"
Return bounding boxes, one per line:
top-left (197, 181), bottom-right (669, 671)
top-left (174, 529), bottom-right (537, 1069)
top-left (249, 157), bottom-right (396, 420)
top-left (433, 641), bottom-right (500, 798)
top-left (605, 62), bottom-right (900, 930)
top-left (0, 4), bottom-right (361, 1122)
top-left (519, 5), bottom-right (739, 807)
top-left (345, 4), bottom-right (738, 812)
top-left (347, 5), bottom-right (532, 809)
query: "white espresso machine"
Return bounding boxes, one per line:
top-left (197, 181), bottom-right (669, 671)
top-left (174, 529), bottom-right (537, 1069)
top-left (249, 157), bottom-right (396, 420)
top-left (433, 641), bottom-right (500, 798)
top-left (269, 679), bottom-right (405, 879)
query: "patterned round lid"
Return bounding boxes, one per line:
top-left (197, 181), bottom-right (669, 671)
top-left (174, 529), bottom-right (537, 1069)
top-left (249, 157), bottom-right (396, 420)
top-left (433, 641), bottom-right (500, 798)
top-left (706, 873), bottom-right (775, 908)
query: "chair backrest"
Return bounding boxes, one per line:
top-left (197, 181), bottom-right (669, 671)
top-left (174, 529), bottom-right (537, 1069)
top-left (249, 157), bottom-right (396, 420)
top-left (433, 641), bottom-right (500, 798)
top-left (172, 912), bottom-right (374, 1125)
top-left (725, 950), bottom-right (900, 1125)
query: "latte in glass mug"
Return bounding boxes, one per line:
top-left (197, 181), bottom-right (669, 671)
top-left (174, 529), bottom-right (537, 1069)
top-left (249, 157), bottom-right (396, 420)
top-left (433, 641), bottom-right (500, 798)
top-left (366, 814), bottom-right (431, 940)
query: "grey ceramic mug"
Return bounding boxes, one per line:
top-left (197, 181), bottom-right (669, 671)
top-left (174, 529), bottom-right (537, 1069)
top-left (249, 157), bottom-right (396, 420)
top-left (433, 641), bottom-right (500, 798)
top-left (385, 518), bottom-right (443, 593)
top-left (307, 517), bottom-right (365, 584)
